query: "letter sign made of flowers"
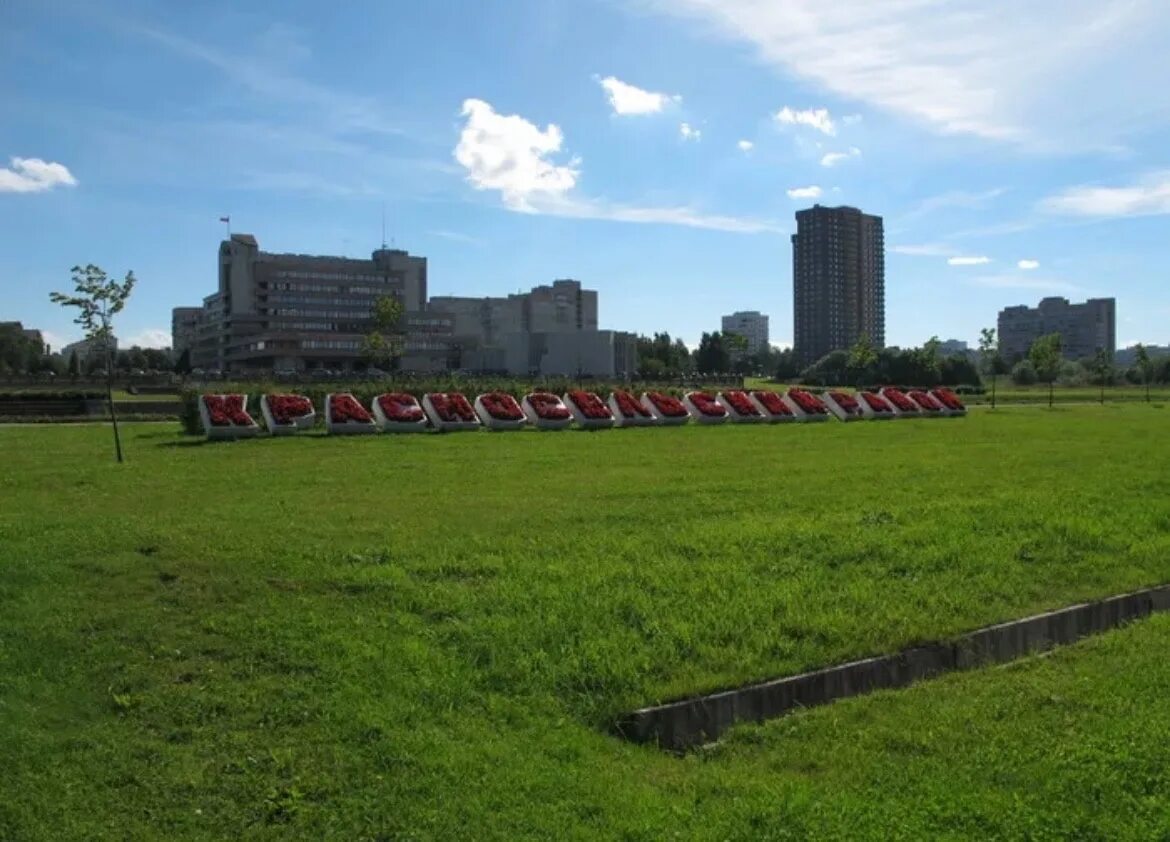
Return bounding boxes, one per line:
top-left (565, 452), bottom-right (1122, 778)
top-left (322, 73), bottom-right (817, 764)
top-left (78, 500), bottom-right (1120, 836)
top-left (684, 390), bottom-right (730, 425)
top-left (718, 390), bottom-right (765, 423)
top-left (373, 392), bottom-right (429, 433)
top-left (823, 389), bottom-right (865, 422)
top-left (200, 394), bottom-right (261, 439)
top-left (608, 389), bottom-right (656, 427)
top-left (422, 392), bottom-right (481, 432)
top-left (260, 393), bottom-right (315, 435)
top-left (750, 390), bottom-right (796, 423)
top-left (907, 389), bottom-right (945, 416)
top-left (930, 387), bottom-right (968, 417)
top-left (641, 391), bottom-right (690, 426)
top-left (326, 392), bottom-right (377, 435)
top-left (475, 392), bottom-right (528, 431)
top-left (783, 388), bottom-right (831, 422)
top-left (522, 392), bottom-right (573, 430)
top-left (857, 391), bottom-right (896, 420)
top-left (564, 390), bottom-right (615, 430)
top-left (879, 387), bottom-right (923, 418)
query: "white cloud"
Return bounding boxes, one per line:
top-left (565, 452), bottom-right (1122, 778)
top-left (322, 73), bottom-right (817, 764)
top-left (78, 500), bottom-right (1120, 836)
top-left (971, 274), bottom-right (1083, 294)
top-left (1018, 259), bottom-right (1040, 270)
top-left (679, 122), bottom-right (701, 141)
top-left (774, 106), bottom-right (836, 135)
top-left (454, 98), bottom-right (779, 233)
top-left (842, 114), bottom-right (863, 126)
top-left (1040, 171), bottom-right (1170, 217)
top-left (0, 157), bottom-right (78, 193)
top-left (786, 185), bottom-right (822, 199)
top-left (123, 329), bottom-right (171, 349)
top-left (891, 243), bottom-right (954, 257)
top-left (948, 256), bottom-right (992, 266)
top-left (428, 230), bottom-right (486, 246)
top-left (736, 139), bottom-right (754, 151)
top-left (598, 76), bottom-right (680, 115)
top-left (820, 147), bottom-right (860, 167)
top-left (641, 0), bottom-right (1170, 142)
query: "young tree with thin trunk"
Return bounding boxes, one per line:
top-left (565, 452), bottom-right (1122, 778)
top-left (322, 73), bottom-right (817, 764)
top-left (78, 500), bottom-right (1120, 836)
top-left (361, 294), bottom-right (405, 372)
top-left (50, 265), bottom-right (136, 463)
top-left (978, 327), bottom-right (1002, 409)
top-left (1135, 343), bottom-right (1153, 403)
top-left (1092, 347), bottom-right (1112, 405)
top-left (1029, 333), bottom-right (1063, 409)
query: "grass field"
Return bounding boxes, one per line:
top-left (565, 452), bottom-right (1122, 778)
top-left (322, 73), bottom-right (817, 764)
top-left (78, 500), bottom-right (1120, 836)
top-left (3, 406), bottom-right (1170, 838)
top-left (743, 377), bottom-right (1170, 405)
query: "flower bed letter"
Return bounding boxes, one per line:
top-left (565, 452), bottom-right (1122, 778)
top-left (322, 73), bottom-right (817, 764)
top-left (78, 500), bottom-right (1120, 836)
top-left (260, 393), bottom-right (314, 435)
top-left (474, 392), bottom-right (527, 431)
top-left (823, 390), bottom-right (865, 422)
top-left (326, 392), bottom-right (377, 435)
top-left (931, 387), bottom-right (968, 417)
top-left (641, 391), bottom-right (690, 426)
top-left (373, 392), bottom-right (429, 432)
top-left (422, 392), bottom-right (481, 432)
top-left (200, 394), bottom-right (261, 439)
top-left (908, 389), bottom-right (945, 416)
top-left (858, 391), bottom-right (896, 420)
top-left (564, 390), bottom-right (614, 429)
top-left (608, 390), bottom-right (656, 427)
top-left (783, 388), bottom-right (831, 422)
top-left (750, 390), bottom-right (796, 423)
top-left (879, 387), bottom-right (922, 418)
top-left (684, 391), bottom-right (730, 425)
top-left (522, 392), bottom-right (573, 430)
top-left (718, 390), bottom-right (764, 423)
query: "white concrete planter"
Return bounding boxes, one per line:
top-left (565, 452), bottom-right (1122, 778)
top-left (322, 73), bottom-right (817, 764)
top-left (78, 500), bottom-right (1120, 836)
top-left (717, 391), bottom-right (766, 423)
top-left (641, 392), bottom-right (690, 426)
top-left (782, 391), bottom-right (831, 422)
top-left (372, 393), bottom-right (429, 433)
top-left (260, 394), bottom-right (315, 435)
top-left (325, 393), bottom-right (378, 435)
top-left (879, 388), bottom-right (923, 418)
top-left (199, 394), bottom-right (261, 440)
top-left (608, 392), bottom-right (656, 427)
top-left (474, 394), bottom-right (528, 431)
top-left (822, 391), bottom-right (865, 422)
top-left (930, 389), bottom-right (968, 417)
top-left (749, 391), bottom-right (797, 423)
top-left (857, 392), bottom-right (897, 420)
top-left (684, 392), bottom-right (730, 425)
top-left (907, 390), bottom-right (947, 417)
top-left (422, 393), bottom-right (481, 432)
top-left (563, 392), bottom-right (615, 430)
top-left (521, 394), bottom-right (573, 430)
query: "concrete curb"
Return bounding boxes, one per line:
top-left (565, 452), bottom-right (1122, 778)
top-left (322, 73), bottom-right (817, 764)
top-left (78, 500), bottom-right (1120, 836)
top-left (614, 584), bottom-right (1170, 752)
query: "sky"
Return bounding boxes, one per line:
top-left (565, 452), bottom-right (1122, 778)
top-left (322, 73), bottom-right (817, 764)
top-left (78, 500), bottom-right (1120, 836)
top-left (3, 0), bottom-right (1170, 353)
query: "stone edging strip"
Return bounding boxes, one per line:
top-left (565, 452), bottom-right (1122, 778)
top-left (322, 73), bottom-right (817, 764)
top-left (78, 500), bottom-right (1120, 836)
top-left (614, 584), bottom-right (1170, 752)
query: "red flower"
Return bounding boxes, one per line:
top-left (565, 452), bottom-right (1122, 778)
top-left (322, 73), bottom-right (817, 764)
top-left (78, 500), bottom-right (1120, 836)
top-left (203, 394), bottom-right (255, 427)
top-left (828, 390), bottom-right (863, 415)
top-left (908, 390), bottom-right (943, 412)
top-left (860, 391), bottom-right (893, 413)
top-left (932, 387), bottom-right (966, 411)
top-left (611, 390), bottom-right (651, 419)
top-left (377, 392), bottom-right (425, 423)
top-left (787, 388), bottom-right (828, 414)
top-left (526, 392), bottom-right (571, 420)
top-left (881, 388), bottom-right (918, 412)
top-left (721, 390), bottom-right (760, 416)
top-left (567, 390), bottom-right (612, 420)
top-left (330, 393), bottom-right (373, 424)
top-left (427, 392), bottom-right (477, 422)
top-left (266, 394), bottom-right (313, 425)
top-left (481, 392), bottom-right (524, 421)
top-left (751, 391), bottom-right (793, 416)
top-left (646, 391), bottom-right (688, 418)
top-left (688, 391), bottom-right (728, 417)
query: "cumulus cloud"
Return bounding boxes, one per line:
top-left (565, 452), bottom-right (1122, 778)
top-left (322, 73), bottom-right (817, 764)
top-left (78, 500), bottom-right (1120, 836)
top-left (948, 256), bottom-right (992, 266)
top-left (971, 274), bottom-right (1083, 294)
top-left (891, 243), bottom-right (954, 257)
top-left (598, 76), bottom-right (680, 115)
top-left (775, 106), bottom-right (836, 135)
top-left (1017, 259), bottom-right (1040, 270)
top-left (679, 122), bottom-right (701, 141)
top-left (0, 157), bottom-right (78, 193)
top-left (786, 185), bottom-right (823, 199)
top-left (820, 147), bottom-right (861, 167)
top-left (123, 329), bottom-right (172, 349)
top-left (736, 139), bottom-right (754, 151)
top-left (1040, 171), bottom-right (1170, 217)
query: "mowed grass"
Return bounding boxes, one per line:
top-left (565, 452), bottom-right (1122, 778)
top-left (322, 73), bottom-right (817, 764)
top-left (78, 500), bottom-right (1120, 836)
top-left (2, 406), bottom-right (1170, 838)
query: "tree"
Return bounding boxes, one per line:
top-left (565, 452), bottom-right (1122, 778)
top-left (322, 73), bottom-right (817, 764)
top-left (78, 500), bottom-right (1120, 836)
top-left (847, 333), bottom-right (878, 387)
top-left (724, 332), bottom-right (751, 374)
top-left (1011, 359), bottom-right (1037, 386)
top-left (1028, 332), bottom-right (1063, 409)
top-left (361, 295), bottom-right (405, 371)
top-left (694, 332), bottom-right (730, 374)
top-left (67, 349), bottom-right (81, 380)
top-left (174, 348), bottom-right (192, 376)
top-left (1091, 347), bottom-right (1112, 405)
top-left (978, 327), bottom-right (1003, 409)
top-left (1135, 343), bottom-right (1153, 403)
top-left (50, 265), bottom-right (137, 462)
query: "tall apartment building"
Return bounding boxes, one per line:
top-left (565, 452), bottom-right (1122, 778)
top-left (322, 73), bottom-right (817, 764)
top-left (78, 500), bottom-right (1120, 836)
top-left (177, 234), bottom-right (451, 373)
top-left (998, 297), bottom-right (1116, 362)
top-left (791, 205), bottom-right (885, 366)
top-left (171, 307), bottom-right (201, 357)
top-left (721, 311), bottom-right (770, 356)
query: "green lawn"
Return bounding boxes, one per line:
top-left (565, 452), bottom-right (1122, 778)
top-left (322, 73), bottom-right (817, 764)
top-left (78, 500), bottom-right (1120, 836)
top-left (743, 377), bottom-right (1170, 405)
top-left (3, 406), bottom-right (1170, 838)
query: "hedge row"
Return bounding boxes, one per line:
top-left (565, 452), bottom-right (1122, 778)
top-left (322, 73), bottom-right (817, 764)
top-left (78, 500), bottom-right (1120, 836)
top-left (0, 390), bottom-right (105, 401)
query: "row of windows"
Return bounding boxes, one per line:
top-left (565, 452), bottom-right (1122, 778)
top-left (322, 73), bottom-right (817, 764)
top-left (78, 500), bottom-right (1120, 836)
top-left (269, 295), bottom-right (383, 307)
top-left (301, 339), bottom-right (361, 351)
top-left (274, 271), bottom-right (386, 283)
top-left (273, 308), bottom-right (371, 319)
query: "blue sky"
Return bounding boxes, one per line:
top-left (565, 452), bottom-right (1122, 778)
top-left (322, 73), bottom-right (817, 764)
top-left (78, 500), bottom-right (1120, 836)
top-left (3, 0), bottom-right (1170, 352)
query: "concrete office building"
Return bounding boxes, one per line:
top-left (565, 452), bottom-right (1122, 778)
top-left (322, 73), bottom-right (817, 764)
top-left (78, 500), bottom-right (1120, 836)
top-left (998, 297), bottom-right (1116, 362)
top-left (500, 329), bottom-right (637, 378)
top-left (721, 311), bottom-right (770, 356)
top-left (61, 335), bottom-right (118, 364)
top-left (0, 321), bottom-right (48, 354)
top-left (171, 307), bottom-right (201, 357)
top-left (792, 205), bottom-right (885, 366)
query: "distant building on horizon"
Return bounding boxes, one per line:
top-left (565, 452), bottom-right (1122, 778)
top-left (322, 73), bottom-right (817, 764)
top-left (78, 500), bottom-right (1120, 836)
top-left (938, 339), bottom-right (969, 356)
top-left (171, 307), bottom-right (201, 358)
top-left (1114, 344), bottom-right (1169, 367)
top-left (998, 296), bottom-right (1116, 362)
top-left (792, 205), bottom-right (885, 367)
top-left (61, 335), bottom-right (117, 364)
top-left (721, 311), bottom-right (770, 357)
top-left (0, 321), bottom-right (48, 355)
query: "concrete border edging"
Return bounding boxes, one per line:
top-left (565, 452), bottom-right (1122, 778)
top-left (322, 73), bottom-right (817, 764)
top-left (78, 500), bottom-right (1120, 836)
top-left (614, 584), bottom-right (1170, 752)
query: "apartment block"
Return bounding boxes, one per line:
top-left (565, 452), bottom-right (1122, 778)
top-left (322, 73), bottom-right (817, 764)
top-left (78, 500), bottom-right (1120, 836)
top-left (721, 311), bottom-right (770, 356)
top-left (998, 297), bottom-right (1116, 362)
